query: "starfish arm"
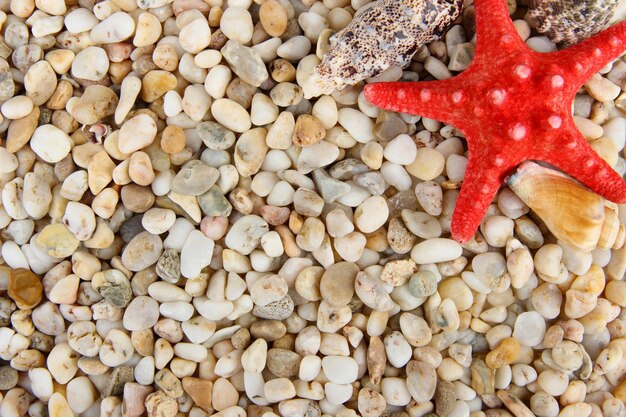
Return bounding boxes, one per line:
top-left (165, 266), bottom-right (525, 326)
top-left (541, 131), bottom-right (626, 204)
top-left (363, 81), bottom-right (463, 125)
top-left (555, 20), bottom-right (626, 83)
top-left (450, 154), bottom-right (504, 243)
top-left (472, 0), bottom-right (526, 59)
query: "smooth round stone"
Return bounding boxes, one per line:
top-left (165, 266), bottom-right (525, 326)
top-left (250, 274), bottom-right (288, 307)
top-left (277, 36), bottom-right (312, 61)
top-left (408, 271), bottom-right (438, 297)
top-left (260, 0), bottom-right (288, 37)
top-left (1, 96), bottom-right (33, 120)
top-left (122, 231), bottom-right (163, 272)
top-left (171, 160), bottom-right (219, 196)
top-left (267, 348), bottom-right (301, 378)
top-left (406, 147), bottom-right (445, 181)
top-left (8, 268), bottom-right (43, 310)
top-left (319, 262), bottom-right (358, 307)
top-left (338, 108), bottom-right (375, 143)
top-left (30, 124), bottom-right (71, 163)
top-left (513, 311), bottom-right (546, 347)
top-left (322, 356), bottom-right (359, 384)
top-left (179, 18), bottom-right (211, 54)
top-left (0, 147), bottom-right (18, 174)
top-left (66, 377), bottom-right (96, 413)
top-left (123, 296), bottom-right (160, 331)
top-left (180, 230), bottom-right (215, 279)
top-left (234, 128), bottom-right (269, 177)
top-left (142, 208), bottom-right (176, 235)
top-left (90, 12), bottom-right (136, 43)
top-left (25, 61), bottom-right (57, 106)
top-left (354, 196), bottom-right (389, 233)
top-left (225, 215), bottom-right (269, 255)
top-left (197, 121), bottom-right (236, 150)
top-left (411, 238), bottom-right (463, 264)
top-left (384, 134), bottom-right (417, 165)
top-left (119, 114), bottom-right (157, 153)
top-left (71, 46), bottom-right (109, 81)
top-left (141, 70), bottom-right (177, 103)
top-left (211, 99), bottom-right (251, 133)
top-left (221, 40), bottom-right (269, 88)
top-left (35, 223), bottom-right (80, 258)
top-left (47, 343), bottom-right (78, 384)
top-left (220, 7), bottom-right (254, 44)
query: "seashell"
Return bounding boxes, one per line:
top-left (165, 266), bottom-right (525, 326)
top-left (314, 0), bottom-right (463, 93)
top-left (507, 162), bottom-right (623, 252)
top-left (528, 0), bottom-right (620, 46)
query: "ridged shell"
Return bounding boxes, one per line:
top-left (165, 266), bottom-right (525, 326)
top-left (527, 0), bottom-right (620, 46)
top-left (314, 0), bottom-right (463, 93)
top-left (508, 162), bottom-right (613, 251)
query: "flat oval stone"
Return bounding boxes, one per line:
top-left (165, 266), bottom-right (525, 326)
top-left (196, 121), bottom-right (236, 150)
top-left (121, 231), bottom-right (163, 272)
top-left (319, 262), bottom-right (359, 307)
top-left (171, 160), bottom-right (219, 196)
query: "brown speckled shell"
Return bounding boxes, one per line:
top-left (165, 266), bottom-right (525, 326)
top-left (315, 0), bottom-right (463, 92)
top-left (528, 0), bottom-right (620, 45)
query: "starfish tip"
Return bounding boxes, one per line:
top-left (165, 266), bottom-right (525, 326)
top-left (363, 84), bottom-right (380, 102)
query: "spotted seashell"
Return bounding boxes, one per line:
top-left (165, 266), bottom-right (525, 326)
top-left (315, 0), bottom-right (463, 93)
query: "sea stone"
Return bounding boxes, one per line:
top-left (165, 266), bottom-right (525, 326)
top-left (0, 58), bottom-right (15, 101)
top-left (196, 121), bottom-right (236, 150)
top-left (252, 295), bottom-right (294, 320)
top-left (319, 262), bottom-right (358, 307)
top-left (198, 186), bottom-right (233, 217)
top-left (35, 223), bottom-right (80, 258)
top-left (380, 258), bottom-right (418, 286)
top-left (8, 268), bottom-right (43, 310)
top-left (225, 215), bottom-right (269, 255)
top-left (156, 248), bottom-right (181, 283)
top-left (221, 40), bottom-right (269, 87)
top-left (171, 160), bottom-right (219, 196)
top-left (267, 348), bottom-right (301, 378)
top-left (121, 231), bottom-right (163, 272)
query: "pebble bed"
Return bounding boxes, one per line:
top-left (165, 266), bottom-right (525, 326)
top-left (0, 1), bottom-right (625, 417)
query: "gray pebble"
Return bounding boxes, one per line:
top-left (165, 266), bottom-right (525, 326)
top-left (120, 215), bottom-right (144, 243)
top-left (156, 248), bottom-right (181, 284)
top-left (198, 186), bottom-right (233, 217)
top-left (101, 366), bottom-right (134, 397)
top-left (196, 121), bottom-right (236, 150)
top-left (267, 348), bottom-right (301, 378)
top-left (252, 295), bottom-right (294, 320)
top-left (171, 160), bottom-right (219, 196)
top-left (408, 271), bottom-right (438, 298)
top-left (0, 366), bottom-right (18, 390)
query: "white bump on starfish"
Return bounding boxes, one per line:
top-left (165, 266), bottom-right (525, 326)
top-left (500, 34), bottom-right (515, 46)
top-left (566, 140), bottom-right (577, 149)
top-left (480, 184), bottom-right (491, 194)
top-left (452, 90), bottom-right (464, 104)
top-left (474, 107), bottom-right (485, 117)
top-left (494, 156), bottom-right (505, 166)
top-left (420, 89), bottom-right (431, 102)
top-left (550, 75), bottom-right (564, 89)
top-left (396, 89), bottom-right (406, 100)
top-left (547, 115), bottom-right (562, 129)
top-left (489, 88), bottom-right (507, 106)
top-left (574, 63), bottom-right (584, 74)
top-left (610, 37), bottom-right (621, 47)
top-left (593, 48), bottom-right (602, 57)
top-left (508, 123), bottom-right (527, 141)
top-left (586, 159), bottom-right (595, 168)
top-left (514, 64), bottom-right (531, 80)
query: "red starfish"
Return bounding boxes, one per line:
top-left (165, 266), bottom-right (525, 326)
top-left (364, 0), bottom-right (626, 243)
